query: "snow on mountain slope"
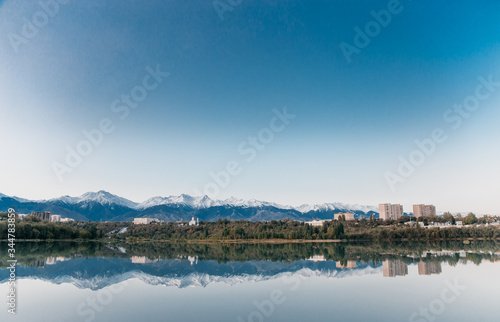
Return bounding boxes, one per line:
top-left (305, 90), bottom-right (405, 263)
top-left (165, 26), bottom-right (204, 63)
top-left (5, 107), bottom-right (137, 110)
top-left (0, 193), bottom-right (31, 203)
top-left (135, 194), bottom-right (292, 210)
top-left (295, 202), bottom-right (378, 214)
top-left (50, 190), bottom-right (138, 208)
top-left (2, 190), bottom-right (378, 214)
top-left (135, 194), bottom-right (374, 213)
top-left (220, 197), bottom-right (292, 209)
top-left (22, 264), bottom-right (382, 290)
top-left (136, 194), bottom-right (216, 209)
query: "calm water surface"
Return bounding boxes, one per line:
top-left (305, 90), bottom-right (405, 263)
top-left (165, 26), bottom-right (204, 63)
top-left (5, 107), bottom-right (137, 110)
top-left (1, 242), bottom-right (499, 322)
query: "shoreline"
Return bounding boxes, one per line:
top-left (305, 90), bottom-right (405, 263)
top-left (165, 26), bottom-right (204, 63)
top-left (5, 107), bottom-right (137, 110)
top-left (1, 237), bottom-right (499, 243)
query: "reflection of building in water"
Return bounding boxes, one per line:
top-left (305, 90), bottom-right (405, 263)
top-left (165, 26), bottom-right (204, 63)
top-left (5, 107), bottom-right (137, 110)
top-left (188, 256), bottom-right (198, 265)
top-left (382, 260), bottom-right (408, 277)
top-left (418, 261), bottom-right (442, 275)
top-left (336, 261), bottom-right (357, 269)
top-left (33, 259), bottom-right (46, 268)
top-left (46, 257), bottom-right (56, 265)
top-left (307, 255), bottom-right (326, 262)
top-left (46, 256), bottom-right (72, 265)
top-left (175, 255), bottom-right (198, 265)
top-left (131, 256), bottom-right (158, 264)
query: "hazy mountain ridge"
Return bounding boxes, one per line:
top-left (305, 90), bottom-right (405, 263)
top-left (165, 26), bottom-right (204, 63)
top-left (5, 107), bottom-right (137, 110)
top-left (0, 191), bottom-right (378, 222)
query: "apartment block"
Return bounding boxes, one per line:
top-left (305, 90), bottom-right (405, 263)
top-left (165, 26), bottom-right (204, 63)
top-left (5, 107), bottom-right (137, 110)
top-left (335, 212), bottom-right (355, 221)
top-left (378, 204), bottom-right (403, 220)
top-left (412, 204), bottom-right (436, 218)
top-left (31, 211), bottom-right (51, 221)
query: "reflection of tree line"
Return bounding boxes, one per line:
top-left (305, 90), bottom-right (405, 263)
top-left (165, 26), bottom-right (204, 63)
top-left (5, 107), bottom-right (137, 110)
top-left (1, 240), bottom-right (499, 269)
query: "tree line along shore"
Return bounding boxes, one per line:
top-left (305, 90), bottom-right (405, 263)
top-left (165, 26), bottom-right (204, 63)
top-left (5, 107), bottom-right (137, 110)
top-left (1, 212), bottom-right (499, 242)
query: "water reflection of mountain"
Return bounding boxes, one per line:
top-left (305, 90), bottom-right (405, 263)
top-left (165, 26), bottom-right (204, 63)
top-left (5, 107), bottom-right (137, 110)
top-left (1, 241), bottom-right (499, 289)
top-left (0, 257), bottom-right (380, 290)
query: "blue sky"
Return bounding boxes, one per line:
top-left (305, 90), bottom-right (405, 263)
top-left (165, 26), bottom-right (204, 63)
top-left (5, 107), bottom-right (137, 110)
top-left (1, 0), bottom-right (499, 213)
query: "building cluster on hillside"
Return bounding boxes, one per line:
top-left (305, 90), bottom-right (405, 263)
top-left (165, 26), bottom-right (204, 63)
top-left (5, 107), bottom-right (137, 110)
top-left (133, 218), bottom-right (159, 225)
top-left (133, 217), bottom-right (199, 226)
top-left (305, 212), bottom-right (355, 226)
top-left (26, 211), bottom-right (74, 223)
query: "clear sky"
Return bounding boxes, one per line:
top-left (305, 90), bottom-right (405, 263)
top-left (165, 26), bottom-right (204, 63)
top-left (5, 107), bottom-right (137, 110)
top-left (1, 0), bottom-right (499, 213)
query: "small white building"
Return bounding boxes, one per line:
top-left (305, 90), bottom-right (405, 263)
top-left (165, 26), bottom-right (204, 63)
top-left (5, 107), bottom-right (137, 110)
top-left (431, 222), bottom-right (452, 227)
top-left (131, 256), bottom-right (158, 264)
top-left (189, 217), bottom-right (199, 226)
top-left (305, 219), bottom-right (331, 227)
top-left (50, 215), bottom-right (61, 223)
top-left (133, 218), bottom-right (156, 225)
top-left (60, 218), bottom-right (75, 223)
top-left (455, 221), bottom-right (463, 227)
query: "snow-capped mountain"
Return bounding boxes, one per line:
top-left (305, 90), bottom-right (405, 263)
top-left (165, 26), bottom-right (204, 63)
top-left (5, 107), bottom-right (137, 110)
top-left (136, 195), bottom-right (291, 210)
top-left (0, 190), bottom-right (380, 222)
top-left (0, 193), bottom-right (30, 203)
top-left (50, 190), bottom-right (138, 209)
top-left (295, 202), bottom-right (378, 214)
top-left (136, 194), bottom-right (373, 214)
top-left (136, 194), bottom-right (216, 210)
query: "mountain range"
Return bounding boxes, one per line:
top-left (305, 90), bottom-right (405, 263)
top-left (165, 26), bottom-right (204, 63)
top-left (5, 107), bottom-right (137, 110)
top-left (0, 190), bottom-right (379, 222)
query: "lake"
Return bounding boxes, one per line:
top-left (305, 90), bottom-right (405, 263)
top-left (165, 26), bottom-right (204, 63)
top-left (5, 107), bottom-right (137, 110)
top-left (1, 241), bottom-right (499, 322)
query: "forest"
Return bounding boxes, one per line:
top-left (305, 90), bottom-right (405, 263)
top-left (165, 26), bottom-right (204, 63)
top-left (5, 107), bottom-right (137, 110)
top-left (1, 212), bottom-right (499, 242)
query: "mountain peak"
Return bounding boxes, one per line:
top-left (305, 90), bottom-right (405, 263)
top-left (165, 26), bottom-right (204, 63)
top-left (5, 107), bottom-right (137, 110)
top-left (50, 191), bottom-right (138, 209)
